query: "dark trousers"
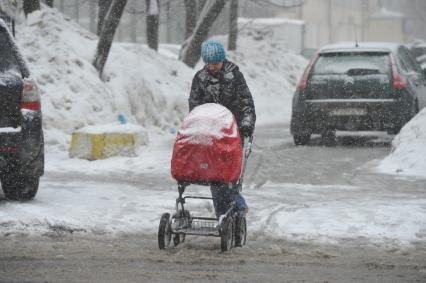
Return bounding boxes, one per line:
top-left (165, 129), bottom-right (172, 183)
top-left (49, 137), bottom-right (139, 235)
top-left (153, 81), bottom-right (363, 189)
top-left (210, 183), bottom-right (248, 217)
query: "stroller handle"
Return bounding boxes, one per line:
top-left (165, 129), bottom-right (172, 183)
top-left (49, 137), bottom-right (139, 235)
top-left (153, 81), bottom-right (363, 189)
top-left (243, 136), bottom-right (253, 157)
top-left (236, 136), bottom-right (253, 191)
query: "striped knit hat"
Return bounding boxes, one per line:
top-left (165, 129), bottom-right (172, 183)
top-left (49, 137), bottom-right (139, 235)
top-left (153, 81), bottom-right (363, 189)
top-left (201, 40), bottom-right (226, 64)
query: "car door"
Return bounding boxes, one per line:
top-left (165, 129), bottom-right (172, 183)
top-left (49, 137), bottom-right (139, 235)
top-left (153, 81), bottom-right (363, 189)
top-left (398, 47), bottom-right (426, 111)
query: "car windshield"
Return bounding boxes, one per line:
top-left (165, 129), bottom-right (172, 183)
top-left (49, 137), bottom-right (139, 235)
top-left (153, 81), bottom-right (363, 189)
top-left (313, 53), bottom-right (390, 75)
top-left (0, 30), bottom-right (20, 73)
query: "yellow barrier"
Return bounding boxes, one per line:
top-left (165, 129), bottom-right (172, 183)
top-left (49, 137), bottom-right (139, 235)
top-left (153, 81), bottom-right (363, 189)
top-left (69, 127), bottom-right (148, 160)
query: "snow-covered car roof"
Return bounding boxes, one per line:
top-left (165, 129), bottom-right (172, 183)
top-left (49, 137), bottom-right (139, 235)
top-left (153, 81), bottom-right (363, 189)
top-left (318, 42), bottom-right (400, 54)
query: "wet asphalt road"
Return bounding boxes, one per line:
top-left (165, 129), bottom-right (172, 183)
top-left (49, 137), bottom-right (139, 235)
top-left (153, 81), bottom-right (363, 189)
top-left (0, 123), bottom-right (425, 283)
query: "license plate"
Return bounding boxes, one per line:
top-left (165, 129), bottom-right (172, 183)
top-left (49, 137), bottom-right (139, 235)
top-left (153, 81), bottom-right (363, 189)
top-left (329, 108), bottom-right (367, 116)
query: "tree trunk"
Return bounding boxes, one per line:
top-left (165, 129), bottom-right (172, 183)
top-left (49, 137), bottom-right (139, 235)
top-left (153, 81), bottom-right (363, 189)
top-left (45, 0), bottom-right (54, 7)
top-left (198, 0), bottom-right (207, 15)
top-left (180, 0), bottom-right (228, 68)
top-left (164, 1), bottom-right (171, 42)
top-left (145, 0), bottom-right (159, 50)
top-left (23, 0), bottom-right (41, 17)
top-left (184, 0), bottom-right (197, 40)
top-left (97, 0), bottom-right (113, 36)
top-left (228, 0), bottom-right (238, 50)
top-left (93, 0), bottom-right (128, 77)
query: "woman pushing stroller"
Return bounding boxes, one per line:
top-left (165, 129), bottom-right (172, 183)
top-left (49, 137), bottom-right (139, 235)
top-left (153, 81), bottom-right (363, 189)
top-left (188, 39), bottom-right (256, 218)
top-left (159, 40), bottom-right (256, 251)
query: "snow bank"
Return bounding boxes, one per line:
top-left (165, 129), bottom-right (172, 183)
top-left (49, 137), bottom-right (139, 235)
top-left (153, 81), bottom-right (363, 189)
top-left (378, 108), bottom-right (426, 179)
top-left (15, 7), bottom-right (192, 153)
top-left (16, 7), bottom-right (306, 153)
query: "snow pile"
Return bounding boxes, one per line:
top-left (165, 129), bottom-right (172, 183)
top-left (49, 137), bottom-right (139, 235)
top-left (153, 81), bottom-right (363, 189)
top-left (15, 7), bottom-right (192, 153)
top-left (378, 108), bottom-right (426, 178)
top-left (0, 1), bottom-right (21, 21)
top-left (15, 7), bottom-right (307, 154)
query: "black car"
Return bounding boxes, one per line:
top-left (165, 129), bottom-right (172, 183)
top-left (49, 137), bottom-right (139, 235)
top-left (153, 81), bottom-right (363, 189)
top-left (291, 42), bottom-right (426, 145)
top-left (0, 20), bottom-right (44, 200)
top-left (409, 42), bottom-right (426, 60)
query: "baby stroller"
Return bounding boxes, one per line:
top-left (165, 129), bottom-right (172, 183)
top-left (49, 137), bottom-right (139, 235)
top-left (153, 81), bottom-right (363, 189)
top-left (158, 103), bottom-right (252, 252)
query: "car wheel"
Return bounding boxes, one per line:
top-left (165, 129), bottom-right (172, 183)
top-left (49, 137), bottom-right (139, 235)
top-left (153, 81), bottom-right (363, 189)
top-left (1, 174), bottom-right (39, 201)
top-left (293, 134), bottom-right (311, 145)
top-left (321, 131), bottom-right (336, 146)
top-left (387, 128), bottom-right (398, 135)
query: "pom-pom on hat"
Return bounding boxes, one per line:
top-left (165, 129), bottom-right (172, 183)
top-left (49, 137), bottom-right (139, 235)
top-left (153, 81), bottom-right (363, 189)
top-left (201, 40), bottom-right (226, 64)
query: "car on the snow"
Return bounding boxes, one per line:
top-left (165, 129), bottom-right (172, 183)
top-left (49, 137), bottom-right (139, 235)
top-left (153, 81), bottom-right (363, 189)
top-left (291, 42), bottom-right (426, 145)
top-left (408, 42), bottom-right (426, 72)
top-left (0, 19), bottom-right (44, 200)
top-left (409, 42), bottom-right (426, 61)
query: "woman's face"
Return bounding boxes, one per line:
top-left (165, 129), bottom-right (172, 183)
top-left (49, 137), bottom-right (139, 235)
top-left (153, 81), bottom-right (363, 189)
top-left (206, 62), bottom-right (224, 74)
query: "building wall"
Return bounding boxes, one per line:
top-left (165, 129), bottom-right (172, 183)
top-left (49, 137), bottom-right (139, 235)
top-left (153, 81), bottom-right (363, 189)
top-left (301, 0), bottom-right (377, 49)
top-left (367, 18), bottom-right (404, 42)
top-left (299, 0), bottom-right (404, 49)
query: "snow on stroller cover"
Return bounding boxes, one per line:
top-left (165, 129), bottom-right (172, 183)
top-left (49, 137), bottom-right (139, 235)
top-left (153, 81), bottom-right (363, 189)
top-left (171, 103), bottom-right (243, 184)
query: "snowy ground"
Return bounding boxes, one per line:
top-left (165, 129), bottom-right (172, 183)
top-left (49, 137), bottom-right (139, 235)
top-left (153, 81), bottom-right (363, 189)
top-left (2, 124), bottom-right (426, 248)
top-left (1, 6), bottom-right (425, 249)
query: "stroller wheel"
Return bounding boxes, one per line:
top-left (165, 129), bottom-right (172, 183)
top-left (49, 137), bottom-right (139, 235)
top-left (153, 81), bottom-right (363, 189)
top-left (234, 214), bottom-right (247, 247)
top-left (158, 213), bottom-right (172, 249)
top-left (173, 233), bottom-right (182, 246)
top-left (220, 216), bottom-right (234, 252)
top-left (173, 210), bottom-right (192, 229)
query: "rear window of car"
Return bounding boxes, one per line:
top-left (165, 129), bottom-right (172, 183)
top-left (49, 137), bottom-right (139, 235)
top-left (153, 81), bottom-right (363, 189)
top-left (0, 30), bottom-right (20, 72)
top-left (313, 52), bottom-right (390, 75)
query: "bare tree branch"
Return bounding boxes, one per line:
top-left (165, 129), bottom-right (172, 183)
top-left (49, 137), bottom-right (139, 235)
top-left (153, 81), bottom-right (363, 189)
top-left (228, 0), bottom-right (238, 50)
top-left (93, 0), bottom-right (128, 77)
top-left (179, 0), bottom-right (228, 68)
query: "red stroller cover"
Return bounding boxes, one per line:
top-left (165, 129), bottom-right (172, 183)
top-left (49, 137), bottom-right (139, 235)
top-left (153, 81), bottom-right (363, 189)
top-left (171, 103), bottom-right (243, 183)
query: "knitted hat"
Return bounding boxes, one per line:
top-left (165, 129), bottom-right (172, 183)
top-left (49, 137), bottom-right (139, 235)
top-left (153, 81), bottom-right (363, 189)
top-left (201, 40), bottom-right (226, 64)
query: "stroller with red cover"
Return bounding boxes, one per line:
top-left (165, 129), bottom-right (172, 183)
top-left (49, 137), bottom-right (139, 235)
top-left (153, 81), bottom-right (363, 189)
top-left (158, 103), bottom-right (252, 252)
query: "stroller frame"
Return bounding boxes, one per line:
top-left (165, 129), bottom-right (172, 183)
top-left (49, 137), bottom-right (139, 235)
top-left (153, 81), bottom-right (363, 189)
top-left (158, 137), bottom-right (252, 252)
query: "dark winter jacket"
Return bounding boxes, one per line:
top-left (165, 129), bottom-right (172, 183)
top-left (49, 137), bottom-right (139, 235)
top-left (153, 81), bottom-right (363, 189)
top-left (189, 60), bottom-right (256, 137)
